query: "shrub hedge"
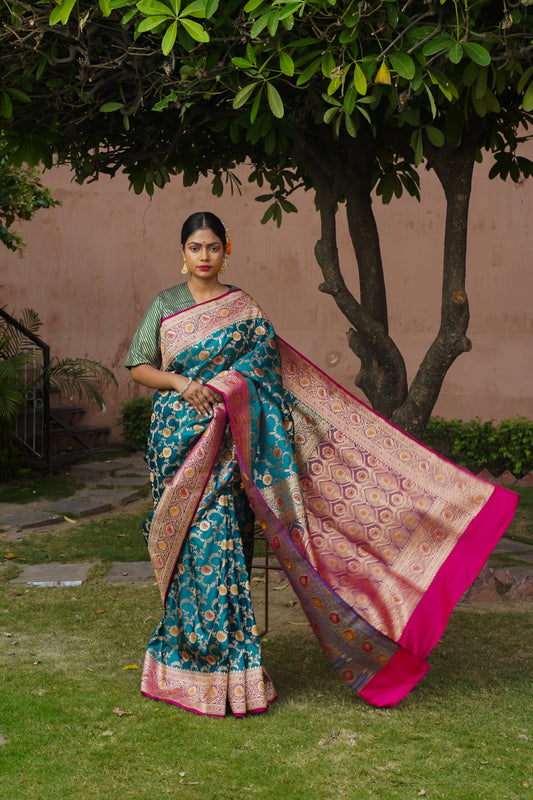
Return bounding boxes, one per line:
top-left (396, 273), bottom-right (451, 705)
top-left (422, 416), bottom-right (533, 478)
top-left (117, 396), bottom-right (152, 452)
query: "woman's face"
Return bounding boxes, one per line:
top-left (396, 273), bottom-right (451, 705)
top-left (182, 227), bottom-right (225, 280)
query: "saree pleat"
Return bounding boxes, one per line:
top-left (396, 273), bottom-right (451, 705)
top-left (141, 289), bottom-right (518, 713)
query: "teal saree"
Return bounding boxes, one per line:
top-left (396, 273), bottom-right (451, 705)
top-left (139, 288), bottom-right (518, 717)
top-left (141, 289), bottom-right (285, 717)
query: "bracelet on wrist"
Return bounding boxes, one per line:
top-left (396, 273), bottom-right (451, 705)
top-left (177, 376), bottom-right (193, 398)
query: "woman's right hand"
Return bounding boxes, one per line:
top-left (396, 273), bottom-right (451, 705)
top-left (181, 378), bottom-right (223, 417)
top-left (129, 364), bottom-right (222, 416)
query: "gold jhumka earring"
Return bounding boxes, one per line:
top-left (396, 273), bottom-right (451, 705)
top-left (220, 228), bottom-right (232, 274)
top-left (181, 261), bottom-right (188, 274)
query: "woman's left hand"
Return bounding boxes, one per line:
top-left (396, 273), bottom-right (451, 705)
top-left (182, 379), bottom-right (223, 416)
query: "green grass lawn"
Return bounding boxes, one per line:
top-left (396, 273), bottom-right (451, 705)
top-left (507, 486), bottom-right (533, 545)
top-left (0, 473), bottom-right (84, 504)
top-left (0, 581), bottom-right (531, 800)
top-left (0, 474), bottom-right (531, 799)
top-left (0, 510), bottom-right (151, 569)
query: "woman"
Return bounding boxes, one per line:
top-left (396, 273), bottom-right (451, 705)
top-left (126, 211), bottom-right (518, 717)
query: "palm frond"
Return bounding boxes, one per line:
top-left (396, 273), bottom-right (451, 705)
top-left (0, 377), bottom-right (25, 421)
top-left (0, 307), bottom-right (117, 469)
top-left (16, 307), bottom-right (41, 335)
top-left (44, 358), bottom-right (117, 409)
top-left (0, 307), bottom-right (42, 358)
top-left (0, 351), bottom-right (33, 384)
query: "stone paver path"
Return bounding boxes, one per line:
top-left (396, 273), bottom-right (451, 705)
top-left (0, 454), bottom-right (149, 540)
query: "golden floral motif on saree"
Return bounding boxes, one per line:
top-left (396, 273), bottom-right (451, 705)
top-left (160, 290), bottom-right (264, 372)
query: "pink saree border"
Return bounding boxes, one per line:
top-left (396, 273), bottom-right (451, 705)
top-left (141, 652), bottom-right (277, 718)
top-left (359, 647), bottom-right (430, 706)
top-left (398, 482), bottom-right (518, 658)
top-left (209, 369), bottom-right (253, 470)
top-left (360, 488), bottom-right (517, 706)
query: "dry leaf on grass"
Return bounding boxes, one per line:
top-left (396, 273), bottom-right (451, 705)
top-left (112, 707), bottom-right (133, 717)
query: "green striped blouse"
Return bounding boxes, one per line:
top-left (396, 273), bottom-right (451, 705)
top-left (125, 282), bottom-right (235, 369)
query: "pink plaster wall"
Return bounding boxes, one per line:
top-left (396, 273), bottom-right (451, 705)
top-left (2, 150), bottom-right (532, 443)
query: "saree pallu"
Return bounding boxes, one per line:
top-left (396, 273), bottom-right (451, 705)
top-left (142, 289), bottom-right (518, 714)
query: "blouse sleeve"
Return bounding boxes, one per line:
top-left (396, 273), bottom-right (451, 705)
top-left (124, 293), bottom-right (163, 369)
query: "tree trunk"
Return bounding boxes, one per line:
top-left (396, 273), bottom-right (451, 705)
top-left (296, 128), bottom-right (477, 439)
top-left (296, 135), bottom-right (408, 419)
top-left (343, 176), bottom-right (408, 417)
top-left (391, 138), bottom-right (477, 438)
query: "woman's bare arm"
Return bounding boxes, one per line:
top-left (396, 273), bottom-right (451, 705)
top-left (129, 363), bottom-right (222, 416)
